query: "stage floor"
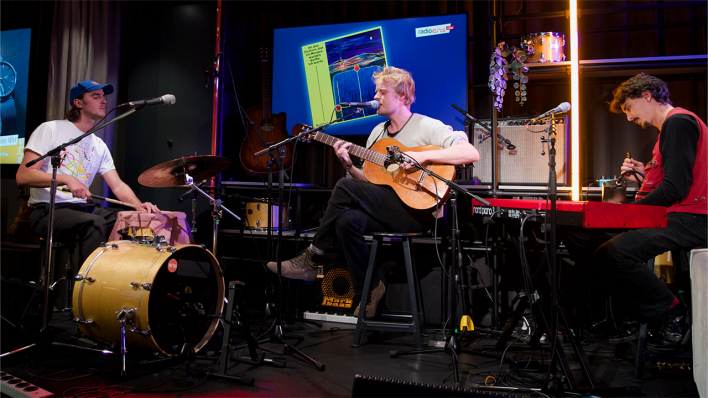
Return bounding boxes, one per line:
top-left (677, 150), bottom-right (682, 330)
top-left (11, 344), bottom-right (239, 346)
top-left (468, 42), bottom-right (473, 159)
top-left (0, 309), bottom-right (699, 398)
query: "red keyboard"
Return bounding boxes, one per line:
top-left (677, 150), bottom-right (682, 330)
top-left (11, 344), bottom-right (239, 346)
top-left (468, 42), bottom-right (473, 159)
top-left (472, 198), bottom-right (667, 229)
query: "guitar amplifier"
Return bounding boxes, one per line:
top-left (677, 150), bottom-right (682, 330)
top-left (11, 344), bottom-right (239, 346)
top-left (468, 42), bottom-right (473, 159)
top-left (316, 261), bottom-right (359, 313)
top-left (472, 116), bottom-right (569, 185)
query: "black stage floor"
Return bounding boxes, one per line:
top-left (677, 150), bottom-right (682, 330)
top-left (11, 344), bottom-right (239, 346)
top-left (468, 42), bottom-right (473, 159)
top-left (0, 308), bottom-right (699, 398)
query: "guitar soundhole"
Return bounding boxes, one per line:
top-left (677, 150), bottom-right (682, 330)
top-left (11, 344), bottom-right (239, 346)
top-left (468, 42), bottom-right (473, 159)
top-left (261, 118), bottom-right (274, 132)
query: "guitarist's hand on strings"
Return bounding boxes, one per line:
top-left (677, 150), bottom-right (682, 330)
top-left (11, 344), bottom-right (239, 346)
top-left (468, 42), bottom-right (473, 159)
top-left (334, 140), bottom-right (367, 181)
top-left (399, 151), bottom-right (425, 170)
top-left (334, 140), bottom-right (354, 170)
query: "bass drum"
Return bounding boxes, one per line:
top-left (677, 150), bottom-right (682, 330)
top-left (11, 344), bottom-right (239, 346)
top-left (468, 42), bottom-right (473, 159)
top-left (72, 241), bottom-right (225, 356)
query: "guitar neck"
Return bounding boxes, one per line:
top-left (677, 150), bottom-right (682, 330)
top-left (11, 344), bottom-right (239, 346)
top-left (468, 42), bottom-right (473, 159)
top-left (311, 132), bottom-right (386, 166)
top-left (261, 57), bottom-right (272, 119)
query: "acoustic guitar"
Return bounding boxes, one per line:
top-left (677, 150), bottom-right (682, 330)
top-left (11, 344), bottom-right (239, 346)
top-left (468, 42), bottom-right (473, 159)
top-left (296, 125), bottom-right (456, 210)
top-left (239, 46), bottom-right (294, 177)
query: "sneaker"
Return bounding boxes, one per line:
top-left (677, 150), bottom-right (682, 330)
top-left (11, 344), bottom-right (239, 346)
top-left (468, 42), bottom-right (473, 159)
top-left (354, 280), bottom-right (386, 319)
top-left (647, 298), bottom-right (690, 352)
top-left (608, 321), bottom-right (638, 344)
top-left (266, 248), bottom-right (319, 282)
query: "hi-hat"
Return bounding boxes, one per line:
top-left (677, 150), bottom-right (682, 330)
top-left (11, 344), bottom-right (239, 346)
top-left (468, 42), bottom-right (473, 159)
top-left (138, 156), bottom-right (231, 187)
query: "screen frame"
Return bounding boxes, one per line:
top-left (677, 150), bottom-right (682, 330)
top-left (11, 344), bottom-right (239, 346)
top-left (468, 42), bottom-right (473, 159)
top-left (271, 13), bottom-right (470, 138)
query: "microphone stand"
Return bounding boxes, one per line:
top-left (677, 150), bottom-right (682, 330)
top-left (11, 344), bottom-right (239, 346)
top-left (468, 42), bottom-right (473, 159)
top-left (542, 115), bottom-right (564, 396)
top-left (252, 110), bottom-right (363, 371)
top-left (389, 155), bottom-right (490, 387)
top-left (3, 106), bottom-right (143, 358)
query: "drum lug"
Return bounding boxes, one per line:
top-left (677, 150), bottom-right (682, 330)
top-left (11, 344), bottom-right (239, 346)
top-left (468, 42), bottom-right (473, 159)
top-left (130, 282), bottom-right (153, 291)
top-left (99, 242), bottom-right (106, 247)
top-left (111, 243), bottom-right (119, 249)
top-left (73, 317), bottom-right (95, 325)
top-left (117, 308), bottom-right (135, 320)
top-left (129, 327), bottom-right (152, 336)
top-left (75, 275), bottom-right (96, 282)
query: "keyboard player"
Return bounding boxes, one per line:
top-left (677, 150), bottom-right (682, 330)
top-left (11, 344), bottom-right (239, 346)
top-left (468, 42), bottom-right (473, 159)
top-left (564, 73), bottom-right (707, 352)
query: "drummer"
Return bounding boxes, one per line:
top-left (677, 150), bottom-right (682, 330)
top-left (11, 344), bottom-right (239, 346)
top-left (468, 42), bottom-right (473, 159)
top-left (16, 80), bottom-right (160, 268)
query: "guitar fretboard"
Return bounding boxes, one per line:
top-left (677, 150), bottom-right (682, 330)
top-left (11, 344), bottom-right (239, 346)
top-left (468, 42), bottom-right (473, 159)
top-left (312, 132), bottom-right (387, 166)
top-left (261, 58), bottom-right (272, 119)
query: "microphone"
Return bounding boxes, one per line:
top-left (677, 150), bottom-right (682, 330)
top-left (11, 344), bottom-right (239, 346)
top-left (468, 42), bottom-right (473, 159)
top-left (121, 94), bottom-right (176, 107)
top-left (341, 101), bottom-right (379, 109)
top-left (529, 102), bottom-right (571, 124)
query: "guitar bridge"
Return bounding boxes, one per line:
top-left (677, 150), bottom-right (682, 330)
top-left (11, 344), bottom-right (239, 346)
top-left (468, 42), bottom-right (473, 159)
top-left (416, 170), bottom-right (427, 191)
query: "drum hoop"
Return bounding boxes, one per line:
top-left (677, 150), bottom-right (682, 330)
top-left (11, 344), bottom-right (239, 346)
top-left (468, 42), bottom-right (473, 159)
top-left (137, 249), bottom-right (176, 345)
top-left (76, 240), bottom-right (132, 322)
top-left (524, 32), bottom-right (565, 39)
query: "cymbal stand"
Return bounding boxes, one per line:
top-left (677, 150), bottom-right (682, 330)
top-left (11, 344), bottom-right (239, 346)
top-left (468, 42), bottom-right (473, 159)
top-left (2, 107), bottom-right (140, 358)
top-left (184, 173), bottom-right (240, 259)
top-left (388, 153), bottom-right (491, 387)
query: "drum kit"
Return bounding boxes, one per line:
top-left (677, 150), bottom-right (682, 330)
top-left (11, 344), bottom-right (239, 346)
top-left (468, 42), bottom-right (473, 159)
top-left (69, 155), bottom-right (283, 375)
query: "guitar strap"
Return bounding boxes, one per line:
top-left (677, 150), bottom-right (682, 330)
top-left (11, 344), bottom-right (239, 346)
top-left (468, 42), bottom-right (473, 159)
top-left (366, 120), bottom-right (390, 150)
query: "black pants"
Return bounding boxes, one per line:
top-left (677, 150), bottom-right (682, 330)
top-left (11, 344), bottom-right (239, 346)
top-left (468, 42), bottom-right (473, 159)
top-left (564, 212), bottom-right (707, 322)
top-left (29, 203), bottom-right (122, 270)
top-left (313, 178), bottom-right (434, 294)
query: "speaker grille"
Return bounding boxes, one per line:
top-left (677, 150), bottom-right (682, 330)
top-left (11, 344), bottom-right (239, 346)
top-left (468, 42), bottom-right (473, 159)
top-left (472, 117), bottom-right (568, 185)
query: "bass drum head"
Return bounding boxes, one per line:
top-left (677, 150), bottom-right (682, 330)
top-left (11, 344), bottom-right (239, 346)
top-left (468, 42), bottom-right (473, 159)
top-left (148, 245), bottom-right (224, 355)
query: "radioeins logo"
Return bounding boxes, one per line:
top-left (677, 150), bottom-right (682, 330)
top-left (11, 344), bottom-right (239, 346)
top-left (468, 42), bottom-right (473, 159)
top-left (415, 23), bottom-right (454, 37)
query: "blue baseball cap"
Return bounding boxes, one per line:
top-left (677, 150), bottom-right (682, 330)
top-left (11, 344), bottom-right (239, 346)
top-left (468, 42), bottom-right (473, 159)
top-left (70, 80), bottom-right (114, 102)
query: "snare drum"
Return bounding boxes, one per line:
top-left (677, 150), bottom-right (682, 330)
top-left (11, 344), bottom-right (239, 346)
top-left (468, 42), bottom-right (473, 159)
top-left (109, 211), bottom-right (193, 245)
top-left (245, 200), bottom-right (290, 230)
top-left (521, 32), bottom-right (566, 63)
top-left (72, 241), bottom-right (225, 356)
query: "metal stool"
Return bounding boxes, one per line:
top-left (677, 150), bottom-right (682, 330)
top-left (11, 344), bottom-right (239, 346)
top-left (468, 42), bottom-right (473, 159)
top-left (352, 232), bottom-right (427, 350)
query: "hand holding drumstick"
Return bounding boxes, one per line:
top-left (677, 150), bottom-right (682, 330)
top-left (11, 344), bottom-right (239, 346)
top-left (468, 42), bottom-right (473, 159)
top-left (59, 187), bottom-right (158, 213)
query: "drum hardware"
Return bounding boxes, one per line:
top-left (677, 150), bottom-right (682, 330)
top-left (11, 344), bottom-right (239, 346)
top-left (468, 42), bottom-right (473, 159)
top-left (74, 275), bottom-right (95, 282)
top-left (117, 308), bottom-right (135, 376)
top-left (130, 282), bottom-right (153, 291)
top-left (129, 327), bottom-right (152, 336)
top-left (137, 155), bottom-right (237, 258)
top-left (72, 317), bottom-right (94, 325)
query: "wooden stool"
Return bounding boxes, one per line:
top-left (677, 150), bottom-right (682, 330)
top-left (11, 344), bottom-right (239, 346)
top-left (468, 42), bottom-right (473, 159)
top-left (352, 232), bottom-right (427, 350)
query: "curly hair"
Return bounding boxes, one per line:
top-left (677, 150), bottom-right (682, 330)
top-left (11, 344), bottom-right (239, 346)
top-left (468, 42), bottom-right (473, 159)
top-left (64, 93), bottom-right (85, 122)
top-left (373, 66), bottom-right (416, 106)
top-left (610, 73), bottom-right (672, 113)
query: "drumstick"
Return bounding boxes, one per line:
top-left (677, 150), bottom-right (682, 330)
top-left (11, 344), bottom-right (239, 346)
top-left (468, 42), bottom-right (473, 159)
top-left (60, 187), bottom-right (142, 210)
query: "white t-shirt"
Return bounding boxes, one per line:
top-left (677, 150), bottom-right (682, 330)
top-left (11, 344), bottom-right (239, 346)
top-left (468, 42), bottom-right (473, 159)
top-left (366, 113), bottom-right (469, 149)
top-left (25, 120), bottom-right (116, 204)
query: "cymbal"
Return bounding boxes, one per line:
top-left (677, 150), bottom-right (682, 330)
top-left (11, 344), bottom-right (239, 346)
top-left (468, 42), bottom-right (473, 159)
top-left (138, 156), bottom-right (231, 187)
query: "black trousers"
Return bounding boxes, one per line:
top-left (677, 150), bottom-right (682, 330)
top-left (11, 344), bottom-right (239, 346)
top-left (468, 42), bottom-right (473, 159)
top-left (564, 212), bottom-right (707, 322)
top-left (29, 203), bottom-right (122, 270)
top-left (312, 178), bottom-right (434, 294)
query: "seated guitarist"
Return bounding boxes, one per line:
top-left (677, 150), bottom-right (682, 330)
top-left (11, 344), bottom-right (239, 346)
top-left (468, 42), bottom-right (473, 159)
top-left (266, 66), bottom-right (479, 318)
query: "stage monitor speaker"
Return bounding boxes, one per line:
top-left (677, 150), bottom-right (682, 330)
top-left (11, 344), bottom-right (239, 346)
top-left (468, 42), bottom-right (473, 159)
top-left (472, 116), bottom-right (568, 185)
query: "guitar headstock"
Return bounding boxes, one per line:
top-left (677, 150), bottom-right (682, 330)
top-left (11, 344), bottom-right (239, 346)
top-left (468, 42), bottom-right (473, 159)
top-left (260, 45), bottom-right (268, 60)
top-left (293, 123), bottom-right (314, 143)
